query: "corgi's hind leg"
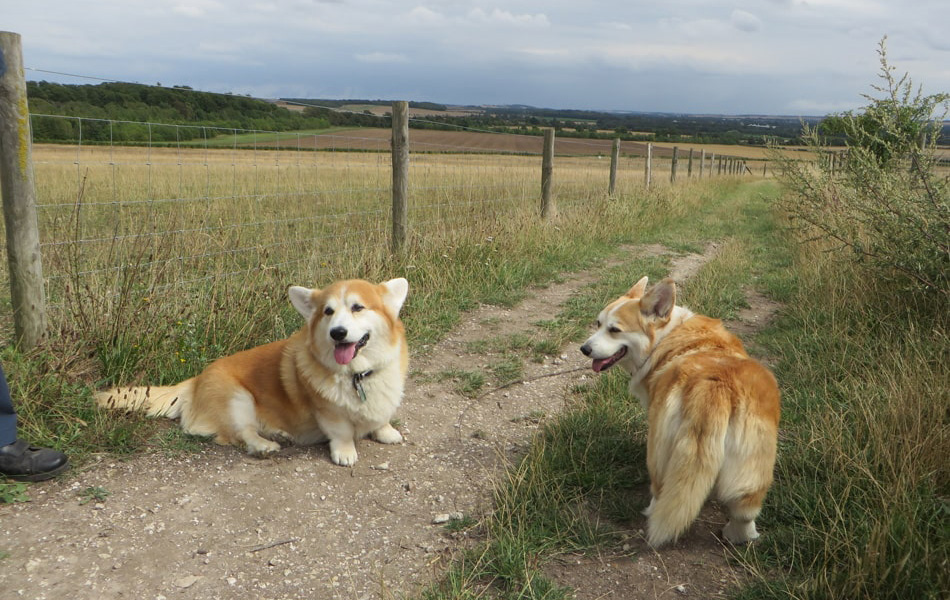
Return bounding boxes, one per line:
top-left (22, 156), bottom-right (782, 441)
top-left (371, 422), bottom-right (403, 445)
top-left (721, 490), bottom-right (765, 544)
top-left (229, 389), bottom-right (280, 456)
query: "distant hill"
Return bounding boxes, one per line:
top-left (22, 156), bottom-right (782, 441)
top-left (281, 98), bottom-right (820, 145)
top-left (26, 82), bottom-right (945, 147)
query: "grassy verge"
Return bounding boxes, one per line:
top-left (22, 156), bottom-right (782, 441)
top-left (415, 177), bottom-right (947, 599)
top-left (737, 241), bottom-right (948, 599)
top-left (416, 179), bottom-right (790, 599)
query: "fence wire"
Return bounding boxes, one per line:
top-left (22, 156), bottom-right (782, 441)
top-left (1, 107), bottom-right (750, 338)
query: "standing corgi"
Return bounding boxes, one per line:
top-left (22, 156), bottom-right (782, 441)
top-left (581, 277), bottom-right (780, 546)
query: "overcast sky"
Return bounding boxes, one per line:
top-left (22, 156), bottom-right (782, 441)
top-left (4, 0), bottom-right (948, 116)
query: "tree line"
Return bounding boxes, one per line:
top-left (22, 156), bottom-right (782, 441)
top-left (27, 81), bottom-right (332, 143)
top-left (26, 80), bottom-right (947, 148)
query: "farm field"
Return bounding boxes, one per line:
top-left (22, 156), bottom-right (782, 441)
top-left (169, 124), bottom-right (810, 162)
top-left (242, 126), bottom-right (798, 161)
top-left (275, 100), bottom-right (485, 119)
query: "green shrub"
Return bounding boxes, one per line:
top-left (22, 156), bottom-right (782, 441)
top-left (772, 38), bottom-right (949, 297)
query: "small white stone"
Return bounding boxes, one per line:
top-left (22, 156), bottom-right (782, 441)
top-left (432, 514), bottom-right (450, 524)
top-left (175, 575), bottom-right (200, 589)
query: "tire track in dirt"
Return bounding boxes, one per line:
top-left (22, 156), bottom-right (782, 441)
top-left (0, 242), bottom-right (778, 600)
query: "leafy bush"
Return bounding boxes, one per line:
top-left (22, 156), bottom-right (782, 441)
top-left (772, 38), bottom-right (949, 297)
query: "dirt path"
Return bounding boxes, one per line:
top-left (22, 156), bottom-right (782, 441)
top-left (0, 243), bottom-right (778, 600)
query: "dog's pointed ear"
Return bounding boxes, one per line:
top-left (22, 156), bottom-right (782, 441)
top-left (381, 278), bottom-right (409, 317)
top-left (625, 276), bottom-right (649, 299)
top-left (640, 278), bottom-right (675, 320)
top-left (288, 285), bottom-right (318, 320)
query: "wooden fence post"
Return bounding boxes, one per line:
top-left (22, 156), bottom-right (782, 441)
top-left (687, 148), bottom-right (694, 178)
top-left (390, 101), bottom-right (409, 252)
top-left (608, 138), bottom-right (620, 196)
top-left (699, 149), bottom-right (706, 178)
top-left (540, 128), bottom-right (555, 219)
top-left (644, 143), bottom-right (652, 189)
top-left (709, 153), bottom-right (715, 177)
top-left (670, 146), bottom-right (678, 183)
top-left (0, 31), bottom-right (46, 349)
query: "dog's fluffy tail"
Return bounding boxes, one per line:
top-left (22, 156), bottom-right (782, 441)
top-left (646, 395), bottom-right (729, 547)
top-left (96, 379), bottom-right (194, 419)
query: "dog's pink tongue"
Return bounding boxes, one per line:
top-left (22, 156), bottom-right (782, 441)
top-left (334, 343), bottom-right (357, 365)
top-left (591, 358), bottom-right (609, 373)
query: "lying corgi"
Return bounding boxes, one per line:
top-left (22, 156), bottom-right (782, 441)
top-left (581, 276), bottom-right (780, 546)
top-left (97, 278), bottom-right (409, 466)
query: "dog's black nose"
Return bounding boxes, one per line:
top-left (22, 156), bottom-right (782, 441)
top-left (330, 326), bottom-right (348, 341)
top-left (580, 344), bottom-right (592, 357)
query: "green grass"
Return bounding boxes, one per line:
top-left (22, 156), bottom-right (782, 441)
top-left (77, 485), bottom-right (110, 505)
top-left (736, 247), bottom-right (949, 599)
top-left (419, 177), bottom-right (946, 600)
top-left (0, 482), bottom-right (30, 504)
top-left (415, 179), bottom-right (789, 598)
top-left (9, 157), bottom-right (940, 599)
top-left (438, 369), bottom-right (488, 398)
top-left (416, 177), bottom-right (946, 599)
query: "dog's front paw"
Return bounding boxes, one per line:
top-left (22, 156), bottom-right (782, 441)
top-left (372, 423), bottom-right (403, 445)
top-left (329, 440), bottom-right (358, 466)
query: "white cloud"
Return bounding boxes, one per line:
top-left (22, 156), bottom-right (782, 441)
top-left (731, 10), bottom-right (762, 33)
top-left (355, 52), bottom-right (409, 64)
top-left (517, 47), bottom-right (571, 59)
top-left (467, 8), bottom-right (550, 28)
top-left (171, 1), bottom-right (224, 18)
top-left (598, 41), bottom-right (758, 72)
top-left (787, 97), bottom-right (861, 114)
top-left (406, 6), bottom-right (445, 25)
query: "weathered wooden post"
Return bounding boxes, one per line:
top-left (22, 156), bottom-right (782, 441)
top-left (687, 148), bottom-right (694, 178)
top-left (540, 128), bottom-right (555, 219)
top-left (709, 153), bottom-right (715, 177)
top-left (644, 143), bottom-right (652, 189)
top-left (670, 146), bottom-right (678, 183)
top-left (608, 138), bottom-right (620, 196)
top-left (391, 101), bottom-right (409, 252)
top-left (699, 148), bottom-right (706, 178)
top-left (0, 31), bottom-right (46, 349)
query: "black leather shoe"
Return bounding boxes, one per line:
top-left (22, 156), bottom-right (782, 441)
top-left (0, 439), bottom-right (69, 482)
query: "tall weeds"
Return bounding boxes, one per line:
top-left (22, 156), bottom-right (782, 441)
top-left (770, 38), bottom-right (949, 297)
top-left (752, 40), bottom-right (949, 598)
top-left (744, 245), bottom-right (948, 599)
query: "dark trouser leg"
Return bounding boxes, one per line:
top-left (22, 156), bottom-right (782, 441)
top-left (0, 363), bottom-right (17, 447)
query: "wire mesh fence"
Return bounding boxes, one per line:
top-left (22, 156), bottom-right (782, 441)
top-left (1, 105), bottom-right (752, 343)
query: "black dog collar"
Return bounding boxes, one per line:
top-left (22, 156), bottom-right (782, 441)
top-left (352, 370), bottom-right (374, 402)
